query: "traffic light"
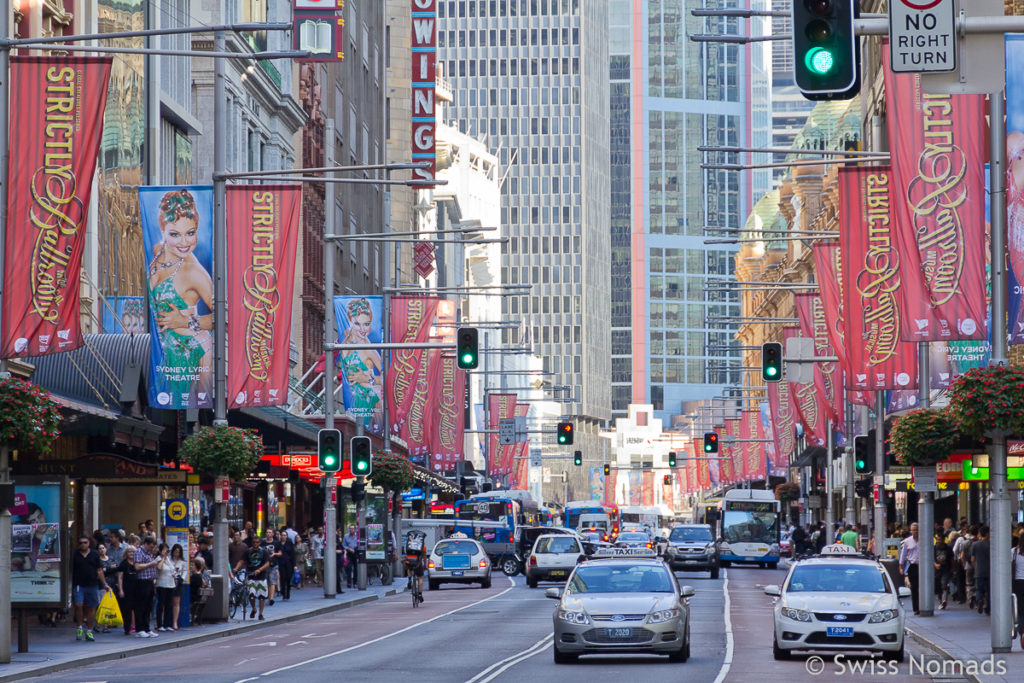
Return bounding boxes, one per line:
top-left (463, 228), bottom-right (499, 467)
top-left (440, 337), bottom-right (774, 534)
top-left (557, 421), bottom-right (574, 445)
top-left (573, 450), bottom-right (583, 466)
top-left (668, 451), bottom-right (677, 467)
top-left (761, 341), bottom-right (783, 382)
top-left (703, 432), bottom-right (719, 454)
top-left (791, 0), bottom-right (860, 100)
top-left (456, 327), bottom-right (479, 369)
top-left (351, 435), bottom-right (372, 476)
top-left (854, 434), bottom-right (873, 475)
top-left (317, 428), bottom-right (341, 473)
top-left (663, 474), bottom-right (673, 485)
top-left (603, 463), bottom-right (611, 476)
top-left (855, 477), bottom-right (872, 499)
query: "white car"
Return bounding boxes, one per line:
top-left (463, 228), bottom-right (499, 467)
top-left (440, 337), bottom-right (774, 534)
top-left (527, 533), bottom-right (586, 588)
top-left (765, 544), bottom-right (911, 662)
top-left (427, 537), bottom-right (492, 590)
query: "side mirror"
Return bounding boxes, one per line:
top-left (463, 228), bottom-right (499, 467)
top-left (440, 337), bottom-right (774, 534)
top-left (898, 587), bottom-right (911, 599)
top-left (680, 585), bottom-right (695, 598)
top-left (545, 587), bottom-right (562, 600)
top-left (764, 584), bottom-right (782, 597)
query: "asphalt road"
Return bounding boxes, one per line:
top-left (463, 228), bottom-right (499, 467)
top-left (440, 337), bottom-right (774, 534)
top-left (26, 561), bottom-right (965, 683)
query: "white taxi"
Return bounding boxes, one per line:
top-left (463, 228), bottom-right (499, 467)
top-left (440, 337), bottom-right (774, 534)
top-left (427, 534), bottom-right (492, 590)
top-left (764, 544), bottom-right (911, 662)
top-left (526, 533), bottom-right (586, 588)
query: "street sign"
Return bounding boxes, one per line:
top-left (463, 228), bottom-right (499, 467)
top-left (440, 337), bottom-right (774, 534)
top-left (499, 418), bottom-right (515, 445)
top-left (514, 415), bottom-right (528, 441)
top-left (889, 0), bottom-right (956, 73)
top-left (913, 465), bottom-right (938, 492)
top-left (530, 448), bottom-right (543, 468)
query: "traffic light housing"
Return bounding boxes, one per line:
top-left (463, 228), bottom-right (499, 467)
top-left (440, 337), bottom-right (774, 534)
top-left (663, 474), bottom-right (673, 485)
top-left (854, 434), bottom-right (873, 475)
top-left (855, 476), bottom-right (872, 499)
top-left (573, 450), bottom-right (582, 466)
top-left (317, 428), bottom-right (342, 473)
top-left (351, 435), bottom-right (372, 476)
top-left (761, 341), bottom-right (783, 382)
top-left (557, 421), bottom-right (574, 445)
top-left (603, 463), bottom-right (611, 476)
top-left (668, 451), bottom-right (677, 467)
top-left (704, 432), bottom-right (719, 454)
top-left (791, 0), bottom-right (860, 100)
top-left (456, 327), bottom-right (479, 369)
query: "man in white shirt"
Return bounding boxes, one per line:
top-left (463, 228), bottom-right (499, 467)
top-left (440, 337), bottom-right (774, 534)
top-left (311, 528), bottom-right (325, 586)
top-left (899, 523), bottom-right (921, 615)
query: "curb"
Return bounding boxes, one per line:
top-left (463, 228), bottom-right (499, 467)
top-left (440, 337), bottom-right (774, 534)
top-left (905, 626), bottom-right (982, 683)
top-left (0, 587), bottom-right (403, 683)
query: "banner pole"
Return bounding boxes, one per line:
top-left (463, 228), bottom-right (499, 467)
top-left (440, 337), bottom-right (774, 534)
top-left (918, 342), bottom-right (934, 617)
top-left (323, 119), bottom-right (338, 600)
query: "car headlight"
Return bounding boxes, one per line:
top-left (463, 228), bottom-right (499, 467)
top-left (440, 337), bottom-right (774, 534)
top-left (780, 607), bottom-right (812, 622)
top-left (558, 609), bottom-right (590, 625)
top-left (705, 544), bottom-right (715, 553)
top-left (647, 608), bottom-right (680, 624)
top-left (868, 609), bottom-right (898, 623)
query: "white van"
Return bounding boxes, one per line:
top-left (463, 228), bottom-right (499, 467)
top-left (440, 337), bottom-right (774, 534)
top-left (577, 513), bottom-right (610, 533)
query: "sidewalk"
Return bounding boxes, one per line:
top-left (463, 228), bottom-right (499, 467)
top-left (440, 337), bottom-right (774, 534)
top-left (905, 599), bottom-right (1023, 683)
top-left (1, 580), bottom-right (406, 682)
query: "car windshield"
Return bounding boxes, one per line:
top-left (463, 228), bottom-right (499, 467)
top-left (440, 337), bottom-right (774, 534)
top-left (618, 533), bottom-right (649, 543)
top-left (568, 565), bottom-right (675, 594)
top-left (581, 532), bottom-right (602, 542)
top-left (433, 541), bottom-right (478, 555)
top-left (787, 564), bottom-right (889, 593)
top-left (670, 527), bottom-right (713, 542)
top-left (535, 536), bottom-right (580, 554)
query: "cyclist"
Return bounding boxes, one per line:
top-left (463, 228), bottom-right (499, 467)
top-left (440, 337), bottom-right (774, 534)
top-left (404, 530), bottom-right (428, 602)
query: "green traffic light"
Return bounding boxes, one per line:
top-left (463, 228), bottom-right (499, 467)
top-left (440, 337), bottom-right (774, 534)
top-left (325, 454), bottom-right (336, 466)
top-left (766, 366), bottom-right (778, 377)
top-left (806, 47), bottom-right (835, 75)
top-left (462, 352), bottom-right (474, 365)
top-left (856, 459), bottom-right (865, 469)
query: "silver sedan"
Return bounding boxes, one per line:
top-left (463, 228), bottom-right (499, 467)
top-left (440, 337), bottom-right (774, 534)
top-left (546, 552), bottom-right (694, 663)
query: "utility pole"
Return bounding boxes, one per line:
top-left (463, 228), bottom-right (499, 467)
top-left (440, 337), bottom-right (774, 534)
top-left (322, 119), bottom-right (338, 599)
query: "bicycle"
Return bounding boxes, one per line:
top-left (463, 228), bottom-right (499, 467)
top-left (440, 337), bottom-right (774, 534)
top-left (409, 574), bottom-right (423, 608)
top-left (229, 568), bottom-right (248, 620)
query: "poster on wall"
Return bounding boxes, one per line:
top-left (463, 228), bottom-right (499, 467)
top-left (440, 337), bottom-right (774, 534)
top-left (139, 186), bottom-right (215, 410)
top-left (10, 482), bottom-right (65, 606)
top-left (333, 296), bottom-right (385, 434)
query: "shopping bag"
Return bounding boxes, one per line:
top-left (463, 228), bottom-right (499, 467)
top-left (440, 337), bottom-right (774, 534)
top-left (96, 589), bottom-right (123, 627)
top-left (293, 568), bottom-right (302, 586)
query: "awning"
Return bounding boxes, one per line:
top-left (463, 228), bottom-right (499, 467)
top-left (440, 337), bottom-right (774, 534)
top-left (237, 406), bottom-right (321, 444)
top-left (411, 464), bottom-right (460, 493)
top-left (792, 446), bottom-right (827, 468)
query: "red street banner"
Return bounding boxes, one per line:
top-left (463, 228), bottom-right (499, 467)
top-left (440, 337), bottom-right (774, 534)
top-left (795, 293), bottom-right (843, 431)
top-left (428, 354), bottom-right (465, 473)
top-left (839, 166), bottom-right (919, 392)
top-left (387, 296), bottom-right (439, 435)
top-left (501, 402), bottom-right (530, 476)
top-left (767, 380), bottom-right (797, 470)
top-left (811, 242), bottom-right (847, 372)
top-left (3, 56), bottom-right (113, 358)
top-left (488, 393), bottom-right (515, 476)
top-left (226, 185), bottom-right (301, 407)
top-left (692, 438), bottom-right (710, 489)
top-left (402, 349), bottom-right (437, 463)
top-left (883, 50), bottom-right (988, 342)
top-left (786, 327), bottom-right (830, 447)
top-left (604, 468), bottom-right (618, 506)
top-left (743, 409), bottom-right (766, 482)
top-left (641, 470), bottom-right (655, 506)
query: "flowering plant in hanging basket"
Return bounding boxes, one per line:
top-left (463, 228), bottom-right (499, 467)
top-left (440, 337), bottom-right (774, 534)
top-left (947, 365), bottom-right (1024, 438)
top-left (368, 449), bottom-right (416, 493)
top-left (179, 425), bottom-right (264, 481)
top-left (0, 376), bottom-right (62, 454)
top-left (889, 407), bottom-right (958, 467)
top-left (774, 482), bottom-right (801, 502)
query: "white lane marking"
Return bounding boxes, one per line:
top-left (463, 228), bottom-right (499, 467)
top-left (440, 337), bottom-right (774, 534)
top-left (285, 640), bottom-right (308, 647)
top-left (300, 632), bottom-right (336, 638)
top-left (712, 568), bottom-right (733, 683)
top-left (244, 641), bottom-right (276, 647)
top-left (234, 575), bottom-right (516, 683)
top-left (464, 634), bottom-right (553, 683)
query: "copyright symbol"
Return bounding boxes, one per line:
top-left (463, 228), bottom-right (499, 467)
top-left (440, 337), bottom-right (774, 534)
top-left (805, 655), bottom-right (826, 676)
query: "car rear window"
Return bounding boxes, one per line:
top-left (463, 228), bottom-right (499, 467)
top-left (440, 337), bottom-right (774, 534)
top-left (433, 541), bottom-right (478, 555)
top-left (535, 536), bottom-right (580, 554)
top-left (670, 527), bottom-right (713, 542)
top-left (618, 533), bottom-right (649, 542)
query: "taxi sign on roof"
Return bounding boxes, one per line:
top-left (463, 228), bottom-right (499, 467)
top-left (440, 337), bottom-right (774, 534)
top-left (819, 543), bottom-right (859, 555)
top-left (591, 546), bottom-right (658, 559)
top-left (448, 531), bottom-right (469, 539)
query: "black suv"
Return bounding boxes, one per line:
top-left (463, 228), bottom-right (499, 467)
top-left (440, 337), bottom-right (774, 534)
top-left (665, 524), bottom-right (719, 579)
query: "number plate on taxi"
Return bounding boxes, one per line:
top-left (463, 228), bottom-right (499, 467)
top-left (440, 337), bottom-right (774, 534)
top-left (550, 570), bottom-right (566, 577)
top-left (606, 628), bottom-right (632, 638)
top-left (451, 570), bottom-right (464, 576)
top-left (827, 626), bottom-right (854, 638)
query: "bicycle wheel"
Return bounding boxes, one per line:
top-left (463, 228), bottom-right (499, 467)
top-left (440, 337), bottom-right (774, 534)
top-left (230, 597), bottom-right (238, 620)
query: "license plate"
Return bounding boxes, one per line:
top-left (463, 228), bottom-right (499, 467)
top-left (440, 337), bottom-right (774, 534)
top-left (827, 626), bottom-right (854, 638)
top-left (606, 628), bottom-right (632, 638)
top-left (684, 560), bottom-right (698, 565)
top-left (451, 570), bottom-right (464, 577)
top-left (550, 570), bottom-right (566, 577)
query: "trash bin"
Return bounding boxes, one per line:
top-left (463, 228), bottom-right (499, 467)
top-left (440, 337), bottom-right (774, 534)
top-left (204, 574), bottom-right (228, 621)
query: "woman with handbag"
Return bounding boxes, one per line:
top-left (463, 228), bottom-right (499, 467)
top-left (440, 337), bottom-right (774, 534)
top-left (168, 544), bottom-right (188, 629)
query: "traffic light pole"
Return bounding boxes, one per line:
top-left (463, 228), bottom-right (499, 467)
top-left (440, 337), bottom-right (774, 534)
top-left (322, 119), bottom-right (338, 600)
top-left (873, 392), bottom-right (886, 560)
top-left (918, 342), bottom-right (934, 617)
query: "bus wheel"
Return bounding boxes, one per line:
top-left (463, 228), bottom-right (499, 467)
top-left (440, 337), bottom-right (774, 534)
top-left (767, 562), bottom-right (778, 570)
top-left (502, 558), bottom-right (521, 576)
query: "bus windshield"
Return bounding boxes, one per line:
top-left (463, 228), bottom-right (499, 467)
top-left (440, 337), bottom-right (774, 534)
top-left (722, 506), bottom-right (778, 545)
top-left (456, 500), bottom-right (512, 543)
top-left (565, 506), bottom-right (602, 530)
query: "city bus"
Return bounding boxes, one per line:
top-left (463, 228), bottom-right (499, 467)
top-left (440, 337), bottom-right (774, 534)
top-left (453, 491), bottom-right (538, 575)
top-left (717, 489), bottom-right (780, 568)
top-left (564, 501), bottom-right (621, 538)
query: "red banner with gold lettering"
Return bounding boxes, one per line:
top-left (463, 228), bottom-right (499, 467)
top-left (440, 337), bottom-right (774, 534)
top-left (641, 470), bottom-right (655, 506)
top-left (226, 185), bottom-right (301, 407)
top-left (403, 349), bottom-right (437, 464)
top-left (387, 296), bottom-right (439, 436)
top-left (767, 380), bottom-right (797, 470)
top-left (2, 57), bottom-right (113, 358)
top-left (883, 49), bottom-right (988, 342)
top-left (795, 293), bottom-right (843, 431)
top-left (742, 409), bottom-right (766, 482)
top-left (428, 354), bottom-right (465, 473)
top-left (488, 393), bottom-right (515, 476)
top-left (839, 166), bottom-right (920, 392)
top-left (604, 468), bottom-right (618, 506)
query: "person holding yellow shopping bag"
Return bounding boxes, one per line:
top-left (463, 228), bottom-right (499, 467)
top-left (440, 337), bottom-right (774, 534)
top-left (96, 586), bottom-right (123, 631)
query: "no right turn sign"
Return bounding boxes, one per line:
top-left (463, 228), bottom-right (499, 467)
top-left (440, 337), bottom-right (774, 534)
top-left (890, 0), bottom-right (957, 73)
